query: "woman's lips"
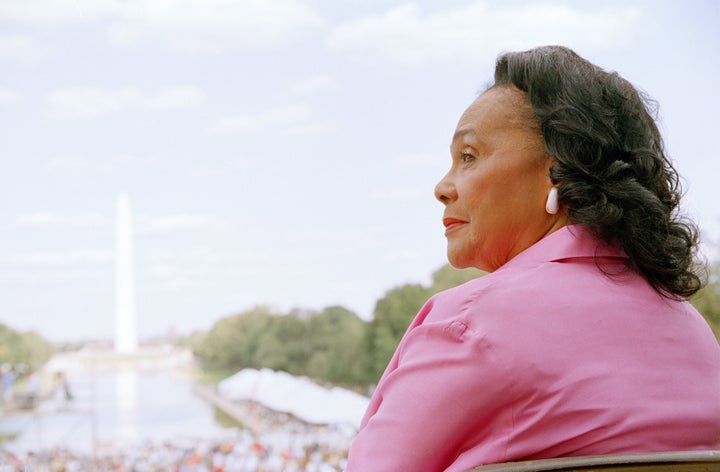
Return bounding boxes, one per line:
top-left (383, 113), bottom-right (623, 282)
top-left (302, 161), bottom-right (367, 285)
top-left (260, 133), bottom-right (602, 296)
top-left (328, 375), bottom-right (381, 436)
top-left (443, 217), bottom-right (467, 234)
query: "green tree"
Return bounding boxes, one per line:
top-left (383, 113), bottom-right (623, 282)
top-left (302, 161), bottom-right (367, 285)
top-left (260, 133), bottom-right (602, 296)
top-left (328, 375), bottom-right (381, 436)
top-left (193, 264), bottom-right (489, 389)
top-left (362, 265), bottom-right (487, 385)
top-left (193, 306), bottom-right (276, 369)
top-left (0, 323), bottom-right (54, 369)
top-left (306, 306), bottom-right (366, 386)
top-left (364, 283), bottom-right (432, 383)
top-left (429, 265), bottom-right (485, 292)
top-left (268, 313), bottom-right (311, 374)
top-left (691, 261), bottom-right (720, 341)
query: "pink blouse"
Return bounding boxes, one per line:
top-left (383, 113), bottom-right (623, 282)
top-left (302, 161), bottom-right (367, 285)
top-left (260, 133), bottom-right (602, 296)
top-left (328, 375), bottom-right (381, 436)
top-left (346, 225), bottom-right (720, 471)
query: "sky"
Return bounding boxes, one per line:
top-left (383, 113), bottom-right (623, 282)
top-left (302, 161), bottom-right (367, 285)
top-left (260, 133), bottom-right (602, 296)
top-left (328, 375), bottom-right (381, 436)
top-left (1, 0), bottom-right (718, 342)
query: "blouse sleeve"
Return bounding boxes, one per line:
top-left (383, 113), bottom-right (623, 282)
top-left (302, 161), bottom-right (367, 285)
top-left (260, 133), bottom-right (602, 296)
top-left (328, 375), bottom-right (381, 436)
top-left (345, 316), bottom-right (514, 471)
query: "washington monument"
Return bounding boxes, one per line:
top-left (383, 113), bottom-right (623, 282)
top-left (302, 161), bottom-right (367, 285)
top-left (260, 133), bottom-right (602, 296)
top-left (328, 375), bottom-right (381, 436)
top-left (115, 193), bottom-right (138, 354)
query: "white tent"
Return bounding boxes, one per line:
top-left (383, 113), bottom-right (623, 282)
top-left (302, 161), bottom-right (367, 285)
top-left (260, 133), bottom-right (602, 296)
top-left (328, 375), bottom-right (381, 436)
top-left (217, 368), bottom-right (369, 430)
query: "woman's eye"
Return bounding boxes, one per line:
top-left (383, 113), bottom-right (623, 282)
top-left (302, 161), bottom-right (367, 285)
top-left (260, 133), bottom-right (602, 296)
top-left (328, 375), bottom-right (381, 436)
top-left (461, 153), bottom-right (475, 164)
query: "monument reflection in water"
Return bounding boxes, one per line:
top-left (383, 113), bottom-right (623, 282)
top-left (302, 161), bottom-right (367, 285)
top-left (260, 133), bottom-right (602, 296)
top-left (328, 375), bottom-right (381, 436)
top-left (115, 368), bottom-right (137, 444)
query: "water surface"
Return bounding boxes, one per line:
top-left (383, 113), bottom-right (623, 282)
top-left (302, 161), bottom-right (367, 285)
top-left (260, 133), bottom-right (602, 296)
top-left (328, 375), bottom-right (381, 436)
top-left (0, 368), bottom-right (234, 454)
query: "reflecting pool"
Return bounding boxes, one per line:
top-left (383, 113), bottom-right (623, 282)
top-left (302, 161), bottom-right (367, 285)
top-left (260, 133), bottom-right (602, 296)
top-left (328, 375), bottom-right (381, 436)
top-left (0, 367), bottom-right (235, 454)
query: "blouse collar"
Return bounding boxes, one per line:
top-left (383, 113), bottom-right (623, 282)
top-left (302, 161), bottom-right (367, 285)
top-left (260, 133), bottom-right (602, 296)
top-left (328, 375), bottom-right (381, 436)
top-left (499, 225), bottom-right (628, 271)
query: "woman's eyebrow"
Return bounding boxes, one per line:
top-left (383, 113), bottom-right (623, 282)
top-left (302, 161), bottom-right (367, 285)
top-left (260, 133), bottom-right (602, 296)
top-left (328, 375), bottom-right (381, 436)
top-left (451, 128), bottom-right (477, 145)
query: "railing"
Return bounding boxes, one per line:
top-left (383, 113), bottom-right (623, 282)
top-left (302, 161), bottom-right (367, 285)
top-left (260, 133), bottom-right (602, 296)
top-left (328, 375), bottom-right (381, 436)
top-left (470, 450), bottom-right (720, 471)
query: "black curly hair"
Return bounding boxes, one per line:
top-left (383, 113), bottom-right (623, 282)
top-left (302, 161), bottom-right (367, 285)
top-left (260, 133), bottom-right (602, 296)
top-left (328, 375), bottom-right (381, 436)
top-left (492, 45), bottom-right (703, 299)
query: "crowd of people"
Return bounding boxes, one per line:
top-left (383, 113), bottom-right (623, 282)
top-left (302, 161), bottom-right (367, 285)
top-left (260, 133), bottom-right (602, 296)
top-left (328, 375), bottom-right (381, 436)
top-left (1, 397), bottom-right (353, 471)
top-left (2, 431), bottom-right (349, 471)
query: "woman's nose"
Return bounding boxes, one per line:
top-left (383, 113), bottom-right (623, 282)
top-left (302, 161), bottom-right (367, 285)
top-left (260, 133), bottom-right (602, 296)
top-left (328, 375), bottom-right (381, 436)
top-left (434, 172), bottom-right (456, 205)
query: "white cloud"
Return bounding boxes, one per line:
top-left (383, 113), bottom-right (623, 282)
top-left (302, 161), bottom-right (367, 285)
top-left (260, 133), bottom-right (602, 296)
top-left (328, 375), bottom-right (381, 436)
top-left (45, 156), bottom-right (97, 173)
top-left (45, 154), bottom-right (134, 174)
top-left (287, 120), bottom-right (337, 136)
top-left (15, 212), bottom-right (111, 230)
top-left (47, 87), bottom-right (141, 119)
top-left (107, 0), bottom-right (322, 53)
top-left (327, 2), bottom-right (642, 65)
top-left (0, 89), bottom-right (21, 104)
top-left (0, 0), bottom-right (322, 54)
top-left (45, 86), bottom-right (206, 119)
top-left (138, 86), bottom-right (207, 111)
top-left (0, 0), bottom-right (119, 24)
top-left (291, 74), bottom-right (338, 95)
top-left (139, 214), bottom-right (233, 233)
top-left (2, 250), bottom-right (112, 266)
top-left (208, 103), bottom-right (312, 134)
top-left (0, 34), bottom-right (38, 63)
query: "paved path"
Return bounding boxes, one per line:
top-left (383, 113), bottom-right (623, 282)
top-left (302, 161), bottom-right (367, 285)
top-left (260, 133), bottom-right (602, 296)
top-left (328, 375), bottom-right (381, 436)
top-left (191, 383), bottom-right (266, 435)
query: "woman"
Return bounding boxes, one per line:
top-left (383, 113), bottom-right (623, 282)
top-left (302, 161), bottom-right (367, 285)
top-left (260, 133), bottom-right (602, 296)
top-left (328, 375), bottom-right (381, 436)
top-left (345, 46), bottom-right (720, 471)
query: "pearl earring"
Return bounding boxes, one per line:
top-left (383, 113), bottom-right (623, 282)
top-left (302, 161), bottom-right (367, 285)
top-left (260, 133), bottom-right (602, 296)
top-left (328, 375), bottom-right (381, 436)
top-left (546, 187), bottom-right (559, 215)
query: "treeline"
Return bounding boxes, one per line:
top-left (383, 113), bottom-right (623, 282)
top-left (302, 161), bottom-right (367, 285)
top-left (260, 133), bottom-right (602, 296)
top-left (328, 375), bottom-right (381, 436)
top-left (0, 323), bottom-right (55, 370)
top-left (693, 261), bottom-right (720, 340)
top-left (193, 262), bottom-right (720, 390)
top-left (191, 265), bottom-right (484, 389)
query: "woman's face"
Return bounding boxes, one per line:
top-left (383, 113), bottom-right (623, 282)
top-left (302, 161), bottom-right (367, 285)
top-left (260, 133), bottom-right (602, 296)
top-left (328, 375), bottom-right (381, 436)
top-left (434, 86), bottom-right (564, 272)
